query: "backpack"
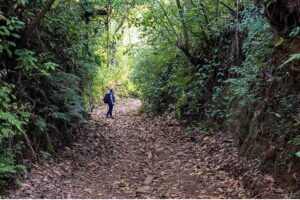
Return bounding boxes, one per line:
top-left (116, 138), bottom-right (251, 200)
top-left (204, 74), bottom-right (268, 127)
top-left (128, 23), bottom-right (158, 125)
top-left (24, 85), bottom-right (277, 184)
top-left (103, 93), bottom-right (110, 104)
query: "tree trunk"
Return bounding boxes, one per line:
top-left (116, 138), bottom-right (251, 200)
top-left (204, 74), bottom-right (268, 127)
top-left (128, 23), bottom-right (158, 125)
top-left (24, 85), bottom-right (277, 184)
top-left (175, 0), bottom-right (189, 52)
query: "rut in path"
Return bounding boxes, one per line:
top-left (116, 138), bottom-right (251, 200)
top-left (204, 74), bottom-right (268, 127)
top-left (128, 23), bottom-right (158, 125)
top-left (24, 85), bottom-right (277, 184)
top-left (10, 99), bottom-right (247, 198)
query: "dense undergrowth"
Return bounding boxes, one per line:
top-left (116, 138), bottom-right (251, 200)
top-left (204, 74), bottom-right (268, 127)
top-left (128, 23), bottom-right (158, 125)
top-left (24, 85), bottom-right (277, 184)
top-left (130, 0), bottom-right (300, 193)
top-left (0, 0), bottom-right (99, 188)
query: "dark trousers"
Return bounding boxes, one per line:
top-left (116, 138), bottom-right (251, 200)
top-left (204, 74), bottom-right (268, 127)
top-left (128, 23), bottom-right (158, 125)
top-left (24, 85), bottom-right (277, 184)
top-left (107, 103), bottom-right (114, 117)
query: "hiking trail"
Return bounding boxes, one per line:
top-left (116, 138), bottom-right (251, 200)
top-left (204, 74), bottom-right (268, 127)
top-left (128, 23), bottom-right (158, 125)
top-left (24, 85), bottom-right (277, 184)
top-left (10, 99), bottom-right (281, 198)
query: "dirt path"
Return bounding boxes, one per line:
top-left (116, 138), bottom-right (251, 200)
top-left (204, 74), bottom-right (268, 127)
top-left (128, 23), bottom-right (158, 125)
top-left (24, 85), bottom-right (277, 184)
top-left (10, 100), bottom-right (251, 198)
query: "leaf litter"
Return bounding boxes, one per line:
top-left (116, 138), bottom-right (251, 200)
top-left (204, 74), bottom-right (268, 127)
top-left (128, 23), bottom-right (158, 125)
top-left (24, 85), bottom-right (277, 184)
top-left (8, 99), bottom-right (287, 198)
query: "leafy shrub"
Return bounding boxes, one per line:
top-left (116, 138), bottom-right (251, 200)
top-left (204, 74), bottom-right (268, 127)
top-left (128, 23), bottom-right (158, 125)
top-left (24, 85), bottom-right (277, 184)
top-left (0, 0), bottom-right (106, 187)
top-left (0, 82), bottom-right (28, 180)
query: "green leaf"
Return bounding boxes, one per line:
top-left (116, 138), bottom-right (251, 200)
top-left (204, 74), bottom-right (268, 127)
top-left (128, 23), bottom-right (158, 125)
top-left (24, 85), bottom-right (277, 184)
top-left (274, 37), bottom-right (284, 47)
top-left (44, 62), bottom-right (58, 71)
top-left (16, 0), bottom-right (27, 5)
top-left (11, 33), bottom-right (20, 38)
top-left (280, 53), bottom-right (300, 68)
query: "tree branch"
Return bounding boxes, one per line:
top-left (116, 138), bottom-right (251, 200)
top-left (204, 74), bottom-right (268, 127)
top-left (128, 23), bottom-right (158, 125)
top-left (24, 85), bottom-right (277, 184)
top-left (153, 0), bottom-right (180, 41)
top-left (21, 0), bottom-right (56, 45)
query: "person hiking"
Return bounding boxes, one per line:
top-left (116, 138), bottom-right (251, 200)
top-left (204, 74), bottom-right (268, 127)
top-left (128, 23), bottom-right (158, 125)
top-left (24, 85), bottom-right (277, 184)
top-left (104, 89), bottom-right (115, 118)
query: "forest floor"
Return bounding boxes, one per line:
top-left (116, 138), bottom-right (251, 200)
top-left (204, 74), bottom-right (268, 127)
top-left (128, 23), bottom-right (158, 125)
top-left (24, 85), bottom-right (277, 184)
top-left (9, 99), bottom-right (287, 198)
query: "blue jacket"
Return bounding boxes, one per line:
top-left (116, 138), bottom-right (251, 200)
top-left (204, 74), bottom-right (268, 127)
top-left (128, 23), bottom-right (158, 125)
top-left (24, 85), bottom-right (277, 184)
top-left (108, 93), bottom-right (115, 104)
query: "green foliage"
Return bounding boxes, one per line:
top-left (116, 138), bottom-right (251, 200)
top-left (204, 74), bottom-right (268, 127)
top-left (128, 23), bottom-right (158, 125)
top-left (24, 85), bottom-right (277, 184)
top-left (131, 46), bottom-right (184, 114)
top-left (225, 4), bottom-right (273, 117)
top-left (280, 53), bottom-right (300, 68)
top-left (0, 0), bottom-right (140, 187)
top-left (0, 152), bottom-right (26, 176)
top-left (289, 135), bottom-right (300, 146)
top-left (0, 82), bottom-right (28, 179)
top-left (0, 83), bottom-right (29, 140)
top-left (289, 27), bottom-right (300, 37)
top-left (0, 15), bottom-right (24, 57)
top-left (294, 118), bottom-right (300, 127)
top-left (15, 49), bottom-right (38, 72)
top-left (289, 134), bottom-right (300, 158)
top-left (0, 0), bottom-right (113, 186)
top-left (131, 0), bottom-right (235, 119)
top-left (40, 151), bottom-right (51, 160)
top-left (47, 72), bottom-right (86, 123)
